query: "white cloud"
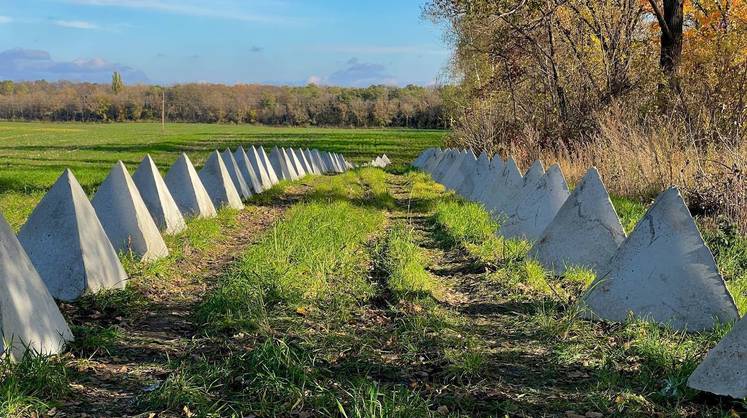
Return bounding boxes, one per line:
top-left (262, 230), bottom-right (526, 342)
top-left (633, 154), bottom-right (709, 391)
top-left (54, 20), bottom-right (100, 29)
top-left (0, 16), bottom-right (12, 24)
top-left (306, 75), bottom-right (322, 85)
top-left (311, 58), bottom-right (399, 87)
top-left (66, 0), bottom-right (302, 24)
top-left (0, 48), bottom-right (148, 83)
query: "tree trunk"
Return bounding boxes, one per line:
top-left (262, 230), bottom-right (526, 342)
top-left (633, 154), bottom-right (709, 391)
top-left (659, 0), bottom-right (683, 79)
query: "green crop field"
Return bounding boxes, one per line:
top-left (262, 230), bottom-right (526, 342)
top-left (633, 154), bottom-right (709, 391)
top-left (0, 122), bottom-right (445, 228)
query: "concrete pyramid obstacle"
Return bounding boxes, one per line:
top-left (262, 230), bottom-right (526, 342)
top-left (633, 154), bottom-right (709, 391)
top-left (321, 151), bottom-right (337, 173)
top-left (244, 145), bottom-right (273, 190)
top-left (481, 157), bottom-right (523, 216)
top-left (269, 147), bottom-right (294, 180)
top-left (443, 150), bottom-right (474, 191)
top-left (0, 212), bottom-right (73, 359)
top-left (529, 167), bottom-right (626, 275)
top-left (283, 148), bottom-right (301, 179)
top-left (199, 151), bottom-right (244, 210)
top-left (523, 160), bottom-right (545, 185)
top-left (288, 148), bottom-right (307, 177)
top-left (458, 151), bottom-right (490, 200)
top-left (165, 153), bottom-right (217, 218)
top-left (582, 187), bottom-right (739, 331)
top-left (423, 149), bottom-right (446, 173)
top-left (304, 149), bottom-right (321, 174)
top-left (499, 163), bottom-right (569, 240)
top-left (295, 148), bottom-right (314, 174)
top-left (234, 146), bottom-right (264, 194)
top-left (92, 161), bottom-right (169, 261)
top-left (221, 149), bottom-right (252, 200)
top-left (381, 154), bottom-right (391, 165)
top-left (412, 148), bottom-right (433, 168)
top-left (432, 149), bottom-right (458, 181)
top-left (688, 315), bottom-right (747, 398)
top-left (312, 149), bottom-right (329, 173)
top-left (132, 155), bottom-right (187, 235)
top-left (18, 169), bottom-right (128, 302)
top-left (258, 146), bottom-right (280, 184)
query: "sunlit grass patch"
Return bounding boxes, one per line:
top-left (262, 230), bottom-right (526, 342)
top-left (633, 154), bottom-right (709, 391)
top-left (0, 352), bottom-right (70, 416)
top-left (335, 380), bottom-right (432, 418)
top-left (403, 171), bottom-right (444, 212)
top-left (378, 223), bottom-right (438, 300)
top-left (611, 195), bottom-right (647, 234)
top-left (198, 200), bottom-right (384, 333)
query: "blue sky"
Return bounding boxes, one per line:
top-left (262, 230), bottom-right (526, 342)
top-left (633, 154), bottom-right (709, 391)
top-left (0, 0), bottom-right (449, 87)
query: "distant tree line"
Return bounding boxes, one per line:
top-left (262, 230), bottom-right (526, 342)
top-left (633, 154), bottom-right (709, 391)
top-left (0, 80), bottom-right (447, 128)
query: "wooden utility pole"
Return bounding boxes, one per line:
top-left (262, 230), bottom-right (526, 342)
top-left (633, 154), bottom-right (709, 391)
top-left (159, 89), bottom-right (165, 134)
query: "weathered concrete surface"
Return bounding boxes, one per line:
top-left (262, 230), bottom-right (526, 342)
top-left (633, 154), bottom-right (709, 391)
top-left (1, 212), bottom-right (74, 359)
top-left (582, 187), bottom-right (739, 331)
top-left (381, 154), bottom-right (391, 165)
top-left (18, 170), bottom-right (128, 302)
top-left (499, 163), bottom-right (569, 240)
top-left (269, 147), bottom-right (293, 181)
top-left (221, 149), bottom-right (253, 200)
top-left (481, 157), bottom-right (524, 217)
top-left (529, 167), bottom-right (626, 275)
top-left (199, 150), bottom-right (245, 210)
top-left (422, 148), bottom-right (445, 173)
top-left (282, 148), bottom-right (301, 179)
top-left (132, 155), bottom-right (187, 235)
top-left (257, 146), bottom-right (280, 184)
top-left (288, 148), bottom-right (307, 178)
top-left (432, 149), bottom-right (458, 181)
top-left (295, 148), bottom-right (313, 174)
top-left (688, 314), bottom-right (747, 398)
top-left (523, 160), bottom-right (545, 185)
top-left (304, 149), bottom-right (322, 174)
top-left (245, 145), bottom-right (272, 189)
top-left (444, 150), bottom-right (475, 191)
top-left (235, 146), bottom-right (265, 193)
top-left (499, 159), bottom-right (545, 220)
top-left (413, 148), bottom-right (435, 168)
top-left (165, 153), bottom-right (218, 218)
top-left (458, 151), bottom-right (490, 200)
top-left (92, 161), bottom-right (169, 261)
top-left (321, 152), bottom-right (337, 173)
top-left (312, 149), bottom-right (329, 173)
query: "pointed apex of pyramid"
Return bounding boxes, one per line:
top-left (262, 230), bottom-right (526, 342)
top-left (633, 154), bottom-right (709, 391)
top-left (583, 186), bottom-right (739, 331)
top-left (199, 150), bottom-right (244, 210)
top-left (688, 315), bottom-right (747, 398)
top-left (19, 169), bottom-right (128, 302)
top-left (529, 166), bottom-right (626, 274)
top-left (241, 146), bottom-right (272, 191)
top-left (92, 161), bottom-right (169, 261)
top-left (165, 152), bottom-right (217, 219)
top-left (221, 148), bottom-right (252, 200)
top-left (524, 160), bottom-right (545, 184)
top-left (499, 163), bottom-right (569, 241)
top-left (133, 154), bottom-right (186, 235)
top-left (0, 213), bottom-right (73, 359)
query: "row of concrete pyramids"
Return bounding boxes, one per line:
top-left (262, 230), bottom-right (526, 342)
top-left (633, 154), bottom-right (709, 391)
top-left (368, 154), bottom-right (391, 168)
top-left (414, 147), bottom-right (747, 399)
top-left (0, 145), bottom-right (350, 360)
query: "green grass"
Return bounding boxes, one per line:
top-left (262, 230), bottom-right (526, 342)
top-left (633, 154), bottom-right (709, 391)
top-left (0, 352), bottom-right (70, 416)
top-left (198, 198), bottom-right (385, 333)
top-left (377, 223), bottom-right (438, 300)
top-left (0, 122), bottom-right (443, 228)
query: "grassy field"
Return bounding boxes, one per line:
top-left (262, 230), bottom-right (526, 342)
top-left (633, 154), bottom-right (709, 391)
top-left (0, 122), bottom-right (444, 228)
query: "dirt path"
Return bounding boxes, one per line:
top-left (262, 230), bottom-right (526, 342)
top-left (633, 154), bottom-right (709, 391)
top-left (56, 187), bottom-right (309, 417)
top-left (386, 174), bottom-right (586, 416)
